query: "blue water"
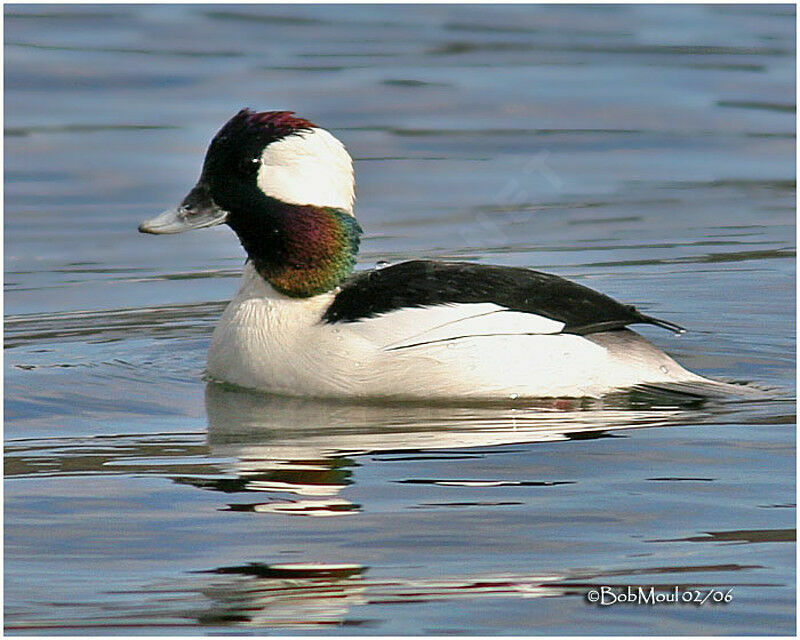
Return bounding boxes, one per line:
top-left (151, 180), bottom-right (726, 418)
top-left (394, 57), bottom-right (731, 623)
top-left (4, 4), bottom-right (795, 635)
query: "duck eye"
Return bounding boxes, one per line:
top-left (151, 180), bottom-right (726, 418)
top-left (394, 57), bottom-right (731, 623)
top-left (237, 157), bottom-right (260, 176)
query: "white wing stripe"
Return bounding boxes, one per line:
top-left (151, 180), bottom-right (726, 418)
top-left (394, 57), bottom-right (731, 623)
top-left (381, 307), bottom-right (506, 350)
top-left (348, 303), bottom-right (565, 350)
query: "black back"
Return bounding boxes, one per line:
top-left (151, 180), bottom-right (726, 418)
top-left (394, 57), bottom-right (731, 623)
top-left (322, 260), bottom-right (683, 335)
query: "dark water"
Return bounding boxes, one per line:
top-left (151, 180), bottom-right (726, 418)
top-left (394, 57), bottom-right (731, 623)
top-left (4, 4), bottom-right (795, 635)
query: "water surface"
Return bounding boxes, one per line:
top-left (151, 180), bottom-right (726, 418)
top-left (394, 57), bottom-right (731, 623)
top-left (4, 4), bottom-right (795, 635)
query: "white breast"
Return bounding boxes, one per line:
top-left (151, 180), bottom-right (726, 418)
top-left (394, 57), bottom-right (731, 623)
top-left (207, 263), bottom-right (343, 395)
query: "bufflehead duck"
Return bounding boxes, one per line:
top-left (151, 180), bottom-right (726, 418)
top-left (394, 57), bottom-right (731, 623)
top-left (140, 108), bottom-right (733, 400)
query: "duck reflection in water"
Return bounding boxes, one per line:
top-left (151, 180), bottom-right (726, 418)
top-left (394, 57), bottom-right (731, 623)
top-left (189, 560), bottom-right (581, 629)
top-left (164, 386), bottom-right (725, 628)
top-left (180, 383), bottom-right (705, 516)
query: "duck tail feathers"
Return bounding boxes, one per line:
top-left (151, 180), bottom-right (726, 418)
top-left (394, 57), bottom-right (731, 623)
top-left (633, 378), bottom-right (775, 401)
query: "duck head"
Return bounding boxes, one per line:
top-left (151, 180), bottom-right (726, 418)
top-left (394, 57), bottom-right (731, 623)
top-left (140, 109), bottom-right (361, 298)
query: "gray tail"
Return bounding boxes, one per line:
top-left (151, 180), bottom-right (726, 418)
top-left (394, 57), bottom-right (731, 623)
top-left (633, 379), bottom-right (773, 400)
top-left (640, 313), bottom-right (686, 335)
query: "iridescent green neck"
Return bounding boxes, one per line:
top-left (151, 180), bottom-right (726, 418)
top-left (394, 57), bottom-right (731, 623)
top-left (227, 198), bottom-right (361, 298)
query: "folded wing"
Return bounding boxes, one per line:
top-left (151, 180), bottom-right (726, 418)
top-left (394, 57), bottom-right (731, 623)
top-left (323, 260), bottom-right (683, 350)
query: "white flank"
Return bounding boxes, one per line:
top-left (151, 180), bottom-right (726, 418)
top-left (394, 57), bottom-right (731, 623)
top-left (206, 264), bottom-right (713, 399)
top-left (257, 128), bottom-right (355, 213)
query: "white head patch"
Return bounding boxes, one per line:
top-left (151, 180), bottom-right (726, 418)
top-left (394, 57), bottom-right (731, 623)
top-left (257, 128), bottom-right (355, 214)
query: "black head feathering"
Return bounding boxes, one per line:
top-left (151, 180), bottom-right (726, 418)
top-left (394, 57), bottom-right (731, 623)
top-left (204, 109), bottom-right (316, 171)
top-left (233, 109), bottom-right (316, 140)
